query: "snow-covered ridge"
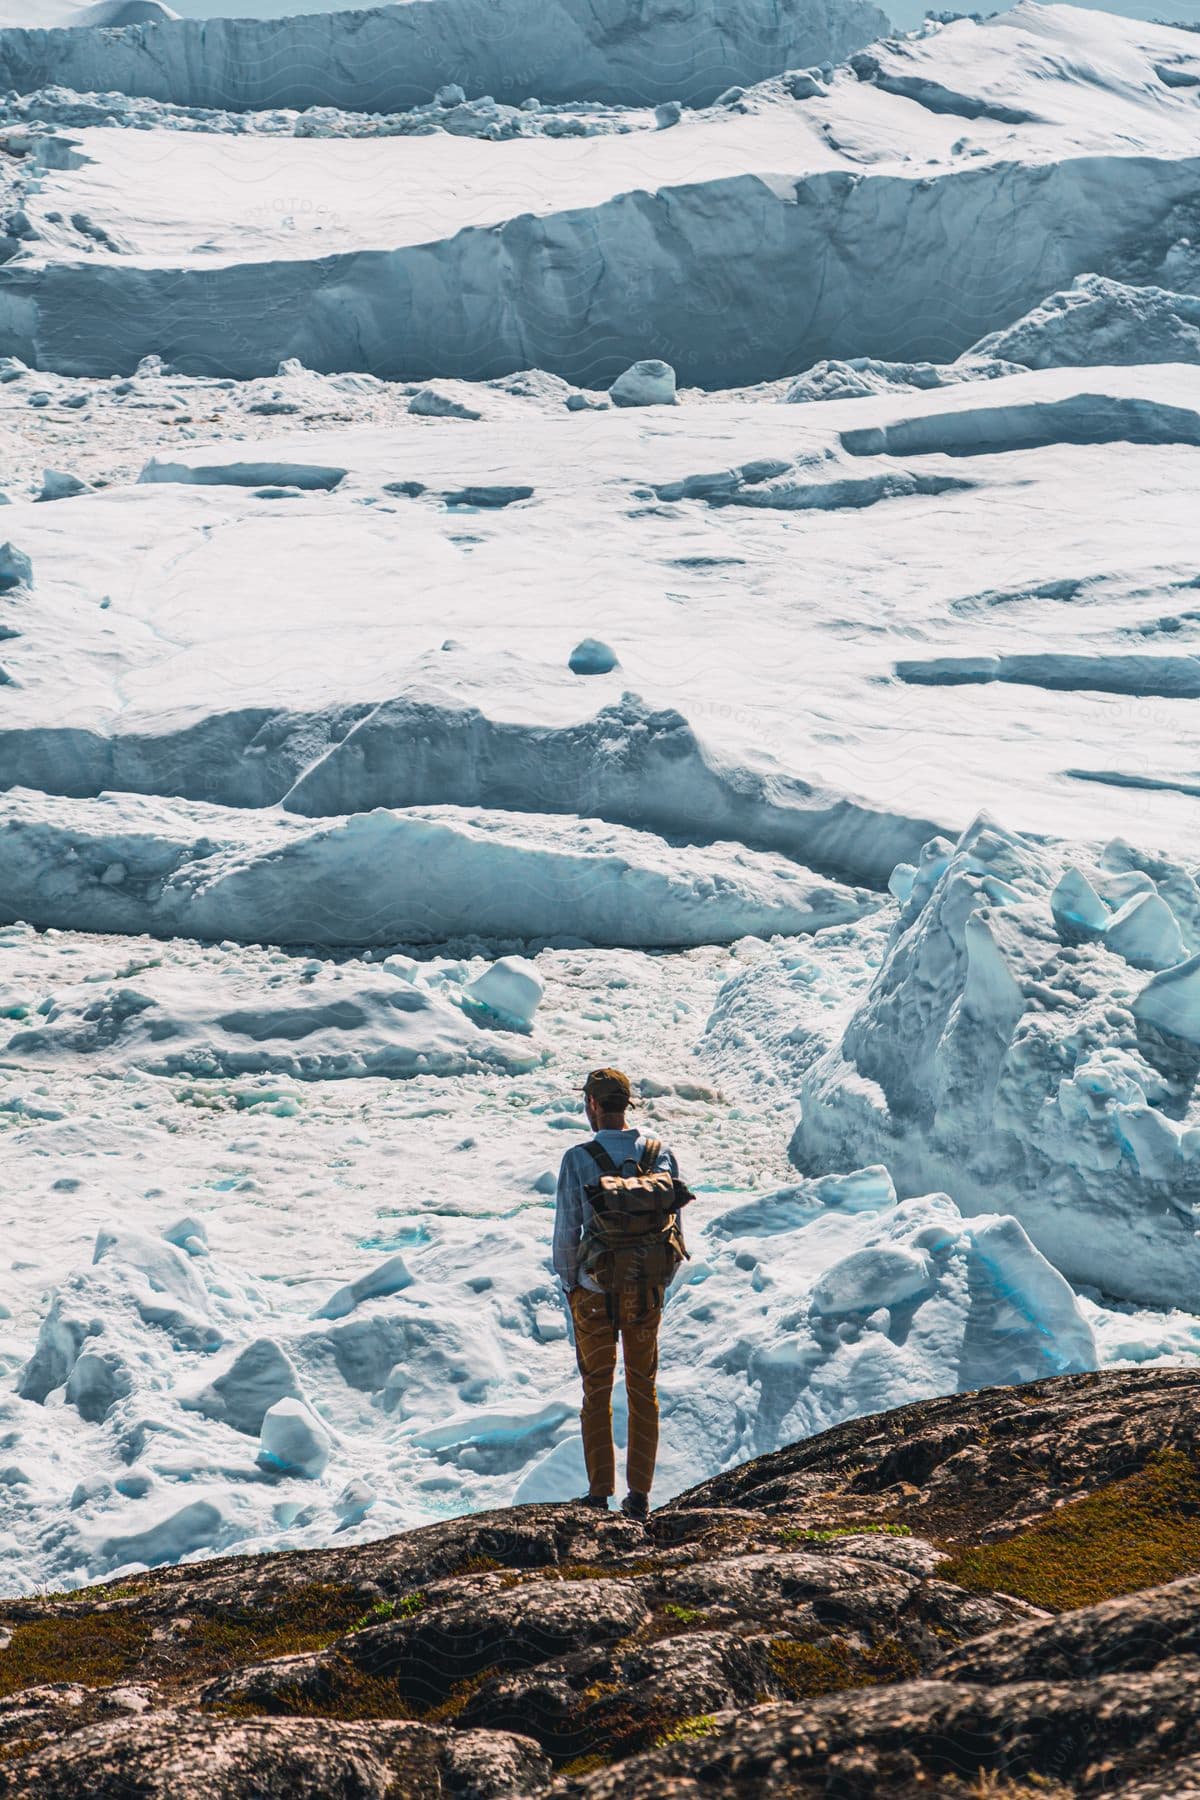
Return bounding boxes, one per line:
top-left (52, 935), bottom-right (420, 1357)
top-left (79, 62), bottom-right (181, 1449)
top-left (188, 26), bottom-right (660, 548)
top-left (8, 152), bottom-right (1197, 386)
top-left (0, 2), bottom-right (176, 25)
top-left (0, 693), bottom-right (938, 890)
top-left (3, 6), bottom-right (1199, 383)
top-left (0, 788), bottom-right (879, 949)
top-left (0, 0), bottom-right (888, 112)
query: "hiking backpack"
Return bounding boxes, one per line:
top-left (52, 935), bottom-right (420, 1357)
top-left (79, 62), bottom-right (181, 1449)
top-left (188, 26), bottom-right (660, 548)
top-left (579, 1137), bottom-right (693, 1313)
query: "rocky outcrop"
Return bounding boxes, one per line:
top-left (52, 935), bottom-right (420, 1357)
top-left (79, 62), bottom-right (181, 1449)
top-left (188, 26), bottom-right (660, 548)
top-left (2, 1368), bottom-right (1199, 1796)
top-left (3, 1714), bottom-right (553, 1800)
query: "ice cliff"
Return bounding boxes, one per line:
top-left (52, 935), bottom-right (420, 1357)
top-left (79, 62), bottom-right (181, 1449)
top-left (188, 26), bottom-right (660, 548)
top-left (0, 0), bottom-right (889, 111)
top-left (2, 5), bottom-right (1199, 382)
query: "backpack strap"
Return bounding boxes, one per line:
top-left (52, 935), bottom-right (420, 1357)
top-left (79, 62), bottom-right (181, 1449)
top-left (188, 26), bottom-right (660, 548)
top-left (583, 1141), bottom-right (619, 1176)
top-left (638, 1137), bottom-right (662, 1175)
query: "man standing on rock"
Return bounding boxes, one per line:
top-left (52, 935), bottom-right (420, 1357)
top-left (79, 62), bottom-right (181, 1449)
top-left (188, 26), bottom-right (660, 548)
top-left (553, 1068), bottom-right (692, 1520)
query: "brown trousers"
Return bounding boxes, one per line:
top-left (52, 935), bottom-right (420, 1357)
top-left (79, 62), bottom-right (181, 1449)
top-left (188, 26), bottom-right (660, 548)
top-left (569, 1285), bottom-right (662, 1497)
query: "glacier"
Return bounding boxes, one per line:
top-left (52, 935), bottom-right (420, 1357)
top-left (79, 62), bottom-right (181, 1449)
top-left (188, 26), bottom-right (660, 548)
top-left (0, 0), bottom-right (889, 111)
top-left (1, 7), bottom-right (1199, 382)
top-left (3, 0), bottom-right (1200, 1597)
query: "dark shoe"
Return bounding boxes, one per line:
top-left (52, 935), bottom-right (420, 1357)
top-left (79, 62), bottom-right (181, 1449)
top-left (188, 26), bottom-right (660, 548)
top-left (620, 1490), bottom-right (650, 1521)
top-left (579, 1493), bottom-right (610, 1511)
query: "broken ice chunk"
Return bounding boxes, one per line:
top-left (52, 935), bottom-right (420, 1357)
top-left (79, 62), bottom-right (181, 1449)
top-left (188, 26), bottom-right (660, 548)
top-left (1051, 865), bottom-right (1109, 938)
top-left (184, 1337), bottom-right (303, 1436)
top-left (162, 1216), bottom-right (209, 1258)
top-left (37, 469), bottom-right (93, 502)
top-left (609, 359), bottom-right (677, 407)
top-left (1133, 953), bottom-right (1200, 1049)
top-left (810, 1165), bottom-right (897, 1213)
top-left (314, 1253), bottom-right (414, 1322)
top-left (462, 955), bottom-right (544, 1033)
top-left (0, 543), bottom-right (32, 592)
top-left (257, 1398), bottom-right (331, 1479)
top-left (569, 637), bottom-right (618, 675)
top-left (1104, 890), bottom-right (1185, 972)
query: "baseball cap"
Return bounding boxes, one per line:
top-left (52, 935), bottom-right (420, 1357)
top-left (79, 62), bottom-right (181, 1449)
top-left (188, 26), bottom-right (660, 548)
top-left (584, 1067), bottom-right (633, 1108)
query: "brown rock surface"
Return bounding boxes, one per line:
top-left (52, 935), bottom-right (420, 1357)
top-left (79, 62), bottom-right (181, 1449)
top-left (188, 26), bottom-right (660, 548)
top-left (1, 1368), bottom-right (1198, 1797)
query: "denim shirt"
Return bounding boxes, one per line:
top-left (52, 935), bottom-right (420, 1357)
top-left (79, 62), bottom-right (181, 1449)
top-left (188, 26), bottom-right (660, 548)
top-left (553, 1129), bottom-right (679, 1293)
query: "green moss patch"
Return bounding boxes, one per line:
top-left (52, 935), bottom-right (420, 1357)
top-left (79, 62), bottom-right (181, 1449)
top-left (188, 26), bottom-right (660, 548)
top-left (662, 1603), bottom-right (706, 1627)
top-left (778, 1523), bottom-right (912, 1545)
top-left (939, 1448), bottom-right (1200, 1611)
top-left (0, 1612), bottom-right (153, 1698)
top-left (352, 1593), bottom-right (426, 1632)
top-left (768, 1634), bottom-right (920, 1700)
top-left (654, 1713), bottom-right (718, 1746)
top-left (85, 1581), bottom-right (152, 1603)
top-left (0, 1581), bottom-right (365, 1702)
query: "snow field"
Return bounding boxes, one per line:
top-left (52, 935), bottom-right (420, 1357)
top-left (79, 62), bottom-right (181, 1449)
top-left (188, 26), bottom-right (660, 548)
top-left (6, 364), bottom-right (1200, 865)
top-left (0, 916), bottom-right (1140, 1595)
top-left (3, 0), bottom-right (1200, 1596)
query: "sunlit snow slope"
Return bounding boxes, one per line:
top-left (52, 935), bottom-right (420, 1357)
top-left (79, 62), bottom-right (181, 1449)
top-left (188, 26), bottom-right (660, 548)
top-left (3, 0), bottom-right (1200, 1597)
top-left (0, 4), bottom-right (178, 24)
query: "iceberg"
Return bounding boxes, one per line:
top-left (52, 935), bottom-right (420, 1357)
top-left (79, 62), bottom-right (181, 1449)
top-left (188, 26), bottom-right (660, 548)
top-left (787, 816), bottom-right (1200, 1309)
top-left (0, 0), bottom-right (888, 111)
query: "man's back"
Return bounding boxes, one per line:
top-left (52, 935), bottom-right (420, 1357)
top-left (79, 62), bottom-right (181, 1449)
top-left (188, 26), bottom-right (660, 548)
top-left (554, 1128), bottom-right (679, 1294)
